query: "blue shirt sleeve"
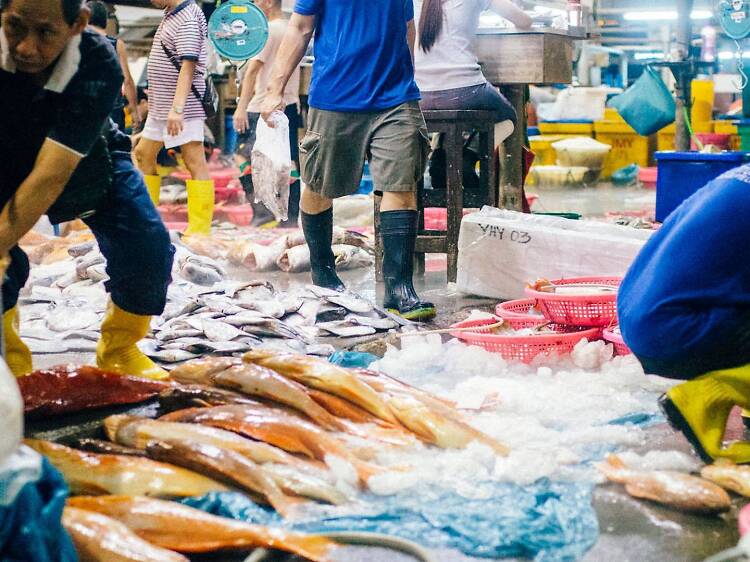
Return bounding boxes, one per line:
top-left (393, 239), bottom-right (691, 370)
top-left (295, 0), bottom-right (321, 15)
top-left (405, 0), bottom-right (414, 21)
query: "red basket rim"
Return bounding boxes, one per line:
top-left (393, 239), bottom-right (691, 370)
top-left (495, 299), bottom-right (544, 320)
top-left (450, 318), bottom-right (600, 344)
top-left (525, 276), bottom-right (622, 302)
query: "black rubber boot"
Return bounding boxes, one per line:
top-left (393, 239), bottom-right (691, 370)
top-left (381, 210), bottom-right (436, 322)
top-left (301, 208), bottom-right (345, 291)
top-left (279, 180), bottom-right (301, 228)
top-left (240, 174), bottom-right (278, 228)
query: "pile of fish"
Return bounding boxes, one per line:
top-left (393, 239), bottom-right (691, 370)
top-left (597, 454), bottom-right (750, 516)
top-left (17, 229), bottom-right (397, 361)
top-left (179, 228), bottom-right (374, 275)
top-left (25, 350), bottom-right (514, 560)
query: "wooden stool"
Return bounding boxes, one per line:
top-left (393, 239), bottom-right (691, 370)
top-left (375, 110), bottom-right (497, 283)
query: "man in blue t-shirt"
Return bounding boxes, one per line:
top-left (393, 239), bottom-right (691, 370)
top-left (260, 0), bottom-right (435, 321)
top-left (618, 165), bottom-right (750, 463)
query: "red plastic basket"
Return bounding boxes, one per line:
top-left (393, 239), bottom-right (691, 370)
top-left (525, 277), bottom-right (622, 327)
top-left (602, 327), bottom-right (631, 356)
top-left (450, 318), bottom-right (600, 363)
top-left (495, 299), bottom-right (545, 323)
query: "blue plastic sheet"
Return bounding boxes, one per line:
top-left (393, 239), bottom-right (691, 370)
top-left (0, 454), bottom-right (77, 562)
top-left (182, 479), bottom-right (598, 561)
top-left (328, 351), bottom-right (378, 369)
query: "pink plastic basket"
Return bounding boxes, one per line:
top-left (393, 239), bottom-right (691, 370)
top-left (495, 299), bottom-right (544, 321)
top-left (525, 277), bottom-right (622, 327)
top-left (602, 327), bottom-right (631, 356)
top-left (450, 318), bottom-right (600, 363)
top-left (740, 504), bottom-right (750, 536)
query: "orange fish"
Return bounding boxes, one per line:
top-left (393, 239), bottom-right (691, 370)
top-left (161, 405), bottom-right (381, 483)
top-left (597, 454), bottom-right (731, 515)
top-left (242, 350), bottom-right (397, 424)
top-left (68, 496), bottom-right (337, 561)
top-left (25, 439), bottom-right (228, 498)
top-left (62, 506), bottom-right (189, 562)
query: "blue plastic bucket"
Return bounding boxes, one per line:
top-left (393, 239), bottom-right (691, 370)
top-left (655, 151), bottom-right (747, 222)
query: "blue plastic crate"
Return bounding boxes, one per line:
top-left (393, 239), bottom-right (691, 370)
top-left (655, 151), bottom-right (748, 222)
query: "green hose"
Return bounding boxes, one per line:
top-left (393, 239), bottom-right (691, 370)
top-left (244, 531), bottom-right (437, 562)
top-left (684, 107), bottom-right (704, 151)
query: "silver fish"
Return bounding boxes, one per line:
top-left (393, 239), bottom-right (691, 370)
top-left (86, 264), bottom-right (108, 283)
top-left (180, 262), bottom-right (223, 286)
top-left (75, 253), bottom-right (105, 278)
top-left (199, 319), bottom-right (245, 342)
top-left (46, 305), bottom-right (99, 332)
top-left (237, 300), bottom-right (286, 319)
top-left (326, 294), bottom-right (372, 314)
top-left (156, 329), bottom-right (204, 342)
top-left (316, 321), bottom-right (376, 338)
top-left (68, 240), bottom-right (96, 257)
top-left (223, 312), bottom-right (268, 327)
top-left (347, 315), bottom-right (398, 331)
top-left (333, 244), bottom-right (375, 271)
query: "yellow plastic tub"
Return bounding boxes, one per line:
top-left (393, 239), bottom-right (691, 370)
top-left (529, 135), bottom-right (565, 166)
top-left (714, 120), bottom-right (741, 150)
top-left (692, 79), bottom-right (715, 124)
top-left (594, 121), bottom-right (651, 179)
top-left (603, 107), bottom-right (626, 123)
top-left (538, 122), bottom-right (594, 137)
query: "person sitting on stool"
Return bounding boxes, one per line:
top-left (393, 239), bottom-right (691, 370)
top-left (618, 165), bottom-right (750, 463)
top-left (414, 0), bottom-right (532, 146)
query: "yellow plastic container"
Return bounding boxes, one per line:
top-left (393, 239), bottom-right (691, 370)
top-left (657, 121), bottom-right (713, 151)
top-left (603, 107), bottom-right (626, 123)
top-left (691, 79), bottom-right (715, 124)
top-left (714, 120), bottom-right (741, 150)
top-left (529, 135), bottom-right (565, 166)
top-left (538, 122), bottom-right (594, 136)
top-left (594, 121), bottom-right (651, 179)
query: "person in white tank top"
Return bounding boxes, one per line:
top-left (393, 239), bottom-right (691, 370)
top-left (415, 0), bottom-right (531, 143)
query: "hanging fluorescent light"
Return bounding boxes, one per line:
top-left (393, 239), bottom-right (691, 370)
top-left (623, 9), bottom-right (713, 21)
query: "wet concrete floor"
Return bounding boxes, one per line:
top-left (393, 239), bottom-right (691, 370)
top-left (30, 260), bottom-right (744, 562)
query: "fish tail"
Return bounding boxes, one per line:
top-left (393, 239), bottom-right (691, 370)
top-left (267, 491), bottom-right (307, 519)
top-left (597, 454), bottom-right (629, 483)
top-left (354, 460), bottom-right (385, 484)
top-left (268, 533), bottom-right (337, 562)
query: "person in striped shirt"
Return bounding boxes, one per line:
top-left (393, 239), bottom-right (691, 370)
top-left (134, 0), bottom-right (214, 236)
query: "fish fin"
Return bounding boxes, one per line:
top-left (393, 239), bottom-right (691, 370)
top-left (268, 533), bottom-right (338, 562)
top-left (596, 454), bottom-right (629, 483)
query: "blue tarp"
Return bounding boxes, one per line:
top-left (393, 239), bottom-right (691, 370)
top-left (182, 479), bottom-right (599, 562)
top-left (0, 455), bottom-right (77, 562)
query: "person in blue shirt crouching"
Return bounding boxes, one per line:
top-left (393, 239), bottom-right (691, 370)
top-left (618, 165), bottom-right (750, 463)
top-left (259, 0), bottom-right (436, 322)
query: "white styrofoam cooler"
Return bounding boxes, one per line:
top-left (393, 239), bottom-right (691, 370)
top-left (456, 208), bottom-right (653, 300)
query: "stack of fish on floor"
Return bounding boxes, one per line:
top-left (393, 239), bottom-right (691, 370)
top-left (17, 228), bottom-right (393, 360)
top-left (25, 350), bottom-right (511, 561)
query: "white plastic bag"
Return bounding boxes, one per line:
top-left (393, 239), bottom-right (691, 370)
top-left (0, 358), bottom-right (23, 466)
top-left (252, 112), bottom-right (292, 221)
top-left (456, 208), bottom-right (653, 300)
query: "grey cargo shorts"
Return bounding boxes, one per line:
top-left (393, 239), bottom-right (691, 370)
top-left (298, 101), bottom-right (430, 199)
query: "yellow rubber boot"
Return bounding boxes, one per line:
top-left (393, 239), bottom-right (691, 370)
top-left (96, 301), bottom-right (168, 380)
top-left (184, 179), bottom-right (215, 236)
top-left (2, 307), bottom-right (32, 377)
top-left (659, 363), bottom-right (750, 463)
top-left (143, 174), bottom-right (161, 207)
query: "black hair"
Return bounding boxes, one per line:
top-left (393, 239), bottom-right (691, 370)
top-left (0, 0), bottom-right (83, 25)
top-left (418, 0), bottom-right (444, 53)
top-left (86, 0), bottom-right (108, 29)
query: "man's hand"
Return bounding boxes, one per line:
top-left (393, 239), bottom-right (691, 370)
top-left (261, 93), bottom-right (285, 127)
top-left (167, 109), bottom-right (184, 136)
top-left (233, 106), bottom-right (250, 134)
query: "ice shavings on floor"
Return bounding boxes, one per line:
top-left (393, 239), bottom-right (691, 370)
top-left (186, 337), bottom-right (680, 561)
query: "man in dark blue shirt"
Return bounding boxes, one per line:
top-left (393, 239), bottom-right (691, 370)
top-left (618, 165), bottom-right (750, 463)
top-left (0, 0), bottom-right (174, 379)
top-left (260, 0), bottom-right (436, 321)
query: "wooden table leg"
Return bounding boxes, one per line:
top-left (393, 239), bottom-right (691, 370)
top-left (446, 126), bottom-right (463, 283)
top-left (374, 193), bottom-right (383, 282)
top-left (499, 85), bottom-right (525, 211)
